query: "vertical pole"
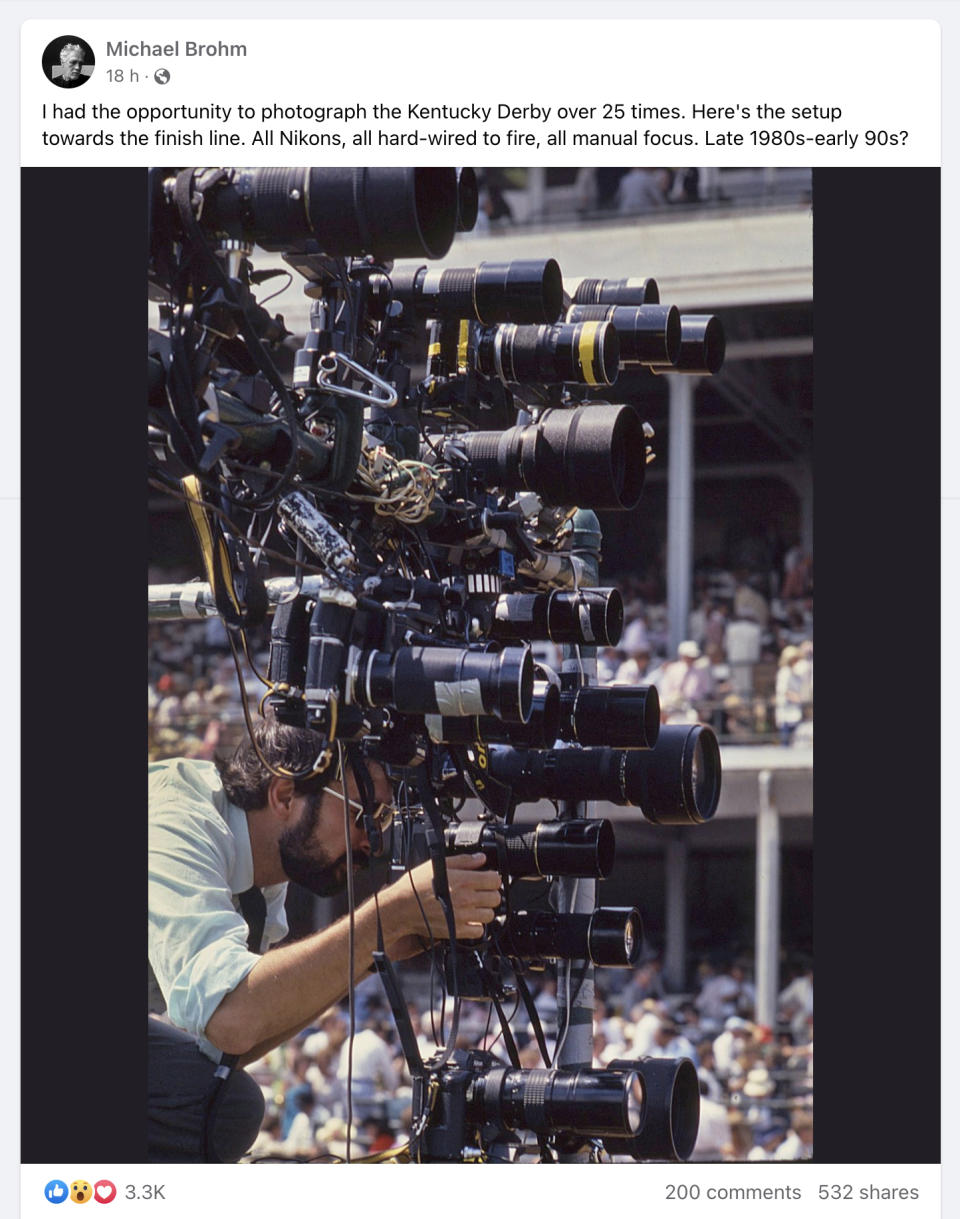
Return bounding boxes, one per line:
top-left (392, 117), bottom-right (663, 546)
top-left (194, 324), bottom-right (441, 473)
top-left (555, 511), bottom-right (600, 1162)
top-left (663, 836), bottom-right (689, 992)
top-left (527, 167), bottom-right (547, 224)
top-left (755, 770), bottom-right (781, 1028)
top-left (666, 375), bottom-right (698, 654)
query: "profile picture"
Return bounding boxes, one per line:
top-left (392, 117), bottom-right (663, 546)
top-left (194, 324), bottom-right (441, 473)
top-left (42, 36), bottom-right (95, 88)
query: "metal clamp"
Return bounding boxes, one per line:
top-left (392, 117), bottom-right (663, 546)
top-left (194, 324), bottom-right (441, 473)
top-left (315, 351), bottom-right (399, 409)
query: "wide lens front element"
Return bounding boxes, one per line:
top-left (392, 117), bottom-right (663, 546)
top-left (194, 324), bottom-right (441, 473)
top-left (603, 1058), bottom-right (700, 1161)
top-left (452, 404), bottom-right (646, 511)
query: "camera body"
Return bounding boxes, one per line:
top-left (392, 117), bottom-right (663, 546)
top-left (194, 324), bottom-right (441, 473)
top-left (148, 166), bottom-right (728, 1163)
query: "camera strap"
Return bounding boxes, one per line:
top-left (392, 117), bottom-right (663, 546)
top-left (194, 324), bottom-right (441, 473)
top-left (199, 815), bottom-right (268, 1163)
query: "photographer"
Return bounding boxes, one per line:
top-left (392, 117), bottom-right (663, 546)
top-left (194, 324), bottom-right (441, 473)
top-left (148, 717), bottom-right (500, 1162)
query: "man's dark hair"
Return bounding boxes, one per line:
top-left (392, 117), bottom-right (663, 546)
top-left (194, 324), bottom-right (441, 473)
top-left (215, 718), bottom-right (335, 810)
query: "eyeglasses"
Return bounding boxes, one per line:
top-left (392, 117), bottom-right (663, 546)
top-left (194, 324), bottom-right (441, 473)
top-left (323, 786), bottom-right (395, 834)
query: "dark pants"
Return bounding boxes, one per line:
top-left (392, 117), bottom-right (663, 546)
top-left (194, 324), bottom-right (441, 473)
top-left (148, 1018), bottom-right (265, 1162)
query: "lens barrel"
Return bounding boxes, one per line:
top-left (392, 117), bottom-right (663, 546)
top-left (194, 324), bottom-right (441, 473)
top-left (445, 818), bottom-right (616, 878)
top-left (650, 314), bottom-right (726, 376)
top-left (559, 685), bottom-right (660, 749)
top-left (566, 304), bottom-right (681, 367)
top-left (204, 167), bottom-right (460, 259)
top-left (357, 644), bottom-right (534, 723)
top-left (488, 588), bottom-right (624, 647)
top-left (480, 725), bottom-right (722, 824)
top-left (472, 1066), bottom-right (644, 1138)
top-left (572, 276), bottom-right (660, 306)
top-left (603, 1058), bottom-right (700, 1161)
top-left (428, 678), bottom-right (561, 748)
top-left (451, 404), bottom-right (646, 510)
top-left (503, 907), bottom-right (643, 967)
top-left (476, 320), bottom-right (620, 386)
top-left (388, 259), bottom-right (563, 325)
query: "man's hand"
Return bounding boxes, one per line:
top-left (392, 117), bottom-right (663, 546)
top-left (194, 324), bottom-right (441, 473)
top-left (385, 853), bottom-right (501, 950)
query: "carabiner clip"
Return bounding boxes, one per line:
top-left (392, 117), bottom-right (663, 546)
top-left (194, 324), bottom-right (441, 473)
top-left (316, 351), bottom-right (399, 409)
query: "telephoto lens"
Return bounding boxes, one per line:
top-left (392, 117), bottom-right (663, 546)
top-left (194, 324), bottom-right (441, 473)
top-left (572, 276), bottom-right (660, 305)
top-left (602, 1058), bottom-right (700, 1161)
top-left (487, 588), bottom-right (624, 647)
top-left (558, 684), bottom-right (661, 749)
top-left (502, 907), bottom-right (643, 967)
top-left (426, 677), bottom-right (561, 748)
top-left (649, 314), bottom-right (726, 375)
top-left (413, 1049), bottom-right (645, 1160)
top-left (385, 259), bottom-right (564, 324)
top-left (565, 303), bottom-right (681, 367)
top-left (480, 724), bottom-right (722, 825)
top-left (194, 167), bottom-right (461, 259)
top-left (444, 818), bottom-right (616, 878)
top-left (471, 1063), bottom-right (645, 1139)
top-left (476, 320), bottom-right (620, 386)
top-left (448, 404), bottom-right (647, 511)
top-left (354, 644), bottom-right (534, 723)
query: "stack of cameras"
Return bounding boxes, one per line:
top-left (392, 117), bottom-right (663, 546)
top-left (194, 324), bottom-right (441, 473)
top-left (147, 167), bottom-right (725, 1164)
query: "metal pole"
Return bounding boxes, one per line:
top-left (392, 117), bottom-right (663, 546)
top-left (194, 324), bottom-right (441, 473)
top-left (148, 575), bottom-right (337, 620)
top-left (555, 511), bottom-right (601, 1162)
top-left (666, 375), bottom-right (699, 654)
top-left (663, 836), bottom-right (689, 993)
top-left (755, 769), bottom-right (781, 1029)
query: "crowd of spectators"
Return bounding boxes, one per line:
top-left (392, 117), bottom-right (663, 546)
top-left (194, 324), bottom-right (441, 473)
top-left (183, 951), bottom-right (811, 1162)
top-left (596, 550), bottom-right (814, 744)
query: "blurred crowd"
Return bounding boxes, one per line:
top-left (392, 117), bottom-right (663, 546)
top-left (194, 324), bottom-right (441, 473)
top-left (599, 548), bottom-right (814, 744)
top-left (181, 952), bottom-right (812, 1162)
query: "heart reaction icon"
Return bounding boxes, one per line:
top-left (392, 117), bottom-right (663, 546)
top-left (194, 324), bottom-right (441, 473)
top-left (93, 1181), bottom-right (116, 1205)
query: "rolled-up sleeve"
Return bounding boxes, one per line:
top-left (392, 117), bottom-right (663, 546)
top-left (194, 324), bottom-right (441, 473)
top-left (148, 768), bottom-right (259, 1045)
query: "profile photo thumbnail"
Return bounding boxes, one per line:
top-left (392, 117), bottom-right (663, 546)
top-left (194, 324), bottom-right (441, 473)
top-left (42, 36), bottom-right (95, 88)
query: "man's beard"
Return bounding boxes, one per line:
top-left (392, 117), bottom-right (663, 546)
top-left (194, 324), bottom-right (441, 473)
top-left (277, 796), bottom-right (366, 897)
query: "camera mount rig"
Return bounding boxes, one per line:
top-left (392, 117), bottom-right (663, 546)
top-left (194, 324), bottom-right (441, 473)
top-left (148, 166), bottom-right (726, 1163)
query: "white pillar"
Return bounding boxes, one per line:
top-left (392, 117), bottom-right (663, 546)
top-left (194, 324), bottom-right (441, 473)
top-left (664, 836), bottom-right (688, 992)
top-left (755, 770), bottom-right (781, 1028)
top-left (667, 375), bottom-right (699, 653)
top-left (527, 168), bottom-right (547, 224)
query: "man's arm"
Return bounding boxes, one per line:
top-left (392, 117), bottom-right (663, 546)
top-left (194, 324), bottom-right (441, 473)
top-left (205, 853), bottom-right (499, 1057)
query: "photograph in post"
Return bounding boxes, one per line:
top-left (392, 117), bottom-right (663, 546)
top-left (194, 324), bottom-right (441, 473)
top-left (146, 165), bottom-right (813, 1165)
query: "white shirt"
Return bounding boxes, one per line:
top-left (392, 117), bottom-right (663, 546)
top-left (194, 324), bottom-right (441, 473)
top-left (148, 758), bottom-right (289, 1059)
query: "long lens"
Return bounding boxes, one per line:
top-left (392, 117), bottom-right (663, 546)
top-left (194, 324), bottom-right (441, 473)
top-left (559, 685), bottom-right (660, 749)
top-left (650, 314), bottom-right (725, 375)
top-left (603, 1058), bottom-right (700, 1161)
top-left (451, 404), bottom-right (646, 510)
top-left (428, 678), bottom-right (561, 748)
top-left (481, 725), bottom-right (722, 824)
top-left (503, 907), bottom-right (642, 966)
top-left (202, 167), bottom-right (459, 259)
top-left (388, 259), bottom-right (563, 324)
top-left (356, 644), bottom-right (533, 723)
top-left (566, 304), bottom-right (681, 367)
top-left (445, 818), bottom-right (615, 878)
top-left (488, 588), bottom-right (623, 646)
top-left (477, 320), bottom-right (620, 385)
top-left (472, 1066), bottom-right (644, 1137)
top-left (572, 277), bottom-right (660, 305)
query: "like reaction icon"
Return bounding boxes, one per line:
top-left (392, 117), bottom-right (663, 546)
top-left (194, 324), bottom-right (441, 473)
top-left (94, 1181), bottom-right (117, 1205)
top-left (44, 1180), bottom-right (69, 1204)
